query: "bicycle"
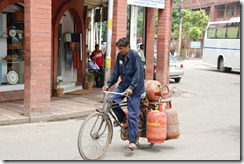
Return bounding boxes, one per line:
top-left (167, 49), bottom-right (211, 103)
top-left (77, 91), bottom-right (154, 160)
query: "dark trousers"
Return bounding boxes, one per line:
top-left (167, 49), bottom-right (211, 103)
top-left (94, 69), bottom-right (104, 87)
top-left (112, 85), bottom-right (141, 143)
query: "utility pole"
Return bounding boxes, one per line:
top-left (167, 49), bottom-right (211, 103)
top-left (177, 0), bottom-right (182, 57)
top-left (104, 0), bottom-right (114, 85)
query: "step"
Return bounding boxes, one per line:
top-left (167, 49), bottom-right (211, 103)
top-left (63, 85), bottom-right (83, 93)
top-left (60, 82), bottom-right (76, 88)
top-left (60, 82), bottom-right (83, 93)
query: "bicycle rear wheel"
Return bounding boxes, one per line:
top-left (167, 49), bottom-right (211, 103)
top-left (136, 137), bottom-right (154, 149)
top-left (78, 112), bottom-right (112, 160)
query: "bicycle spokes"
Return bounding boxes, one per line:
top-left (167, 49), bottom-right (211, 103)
top-left (90, 115), bottom-right (108, 140)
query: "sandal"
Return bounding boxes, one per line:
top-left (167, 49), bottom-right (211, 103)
top-left (125, 142), bottom-right (137, 152)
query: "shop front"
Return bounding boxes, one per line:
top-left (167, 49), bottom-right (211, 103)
top-left (0, 3), bottom-right (24, 99)
top-left (0, 0), bottom-right (173, 117)
top-left (0, 0), bottom-right (87, 116)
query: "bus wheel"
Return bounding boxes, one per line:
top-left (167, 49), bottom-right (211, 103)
top-left (218, 58), bottom-right (225, 72)
top-left (218, 58), bottom-right (232, 72)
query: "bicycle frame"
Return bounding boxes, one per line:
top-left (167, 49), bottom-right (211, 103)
top-left (78, 91), bottom-right (154, 160)
top-left (93, 91), bottom-right (128, 142)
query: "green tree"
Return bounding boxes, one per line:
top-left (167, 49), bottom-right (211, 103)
top-left (188, 27), bottom-right (201, 40)
top-left (172, 8), bottom-right (209, 40)
top-left (137, 7), bottom-right (144, 38)
top-left (171, 8), bottom-right (180, 39)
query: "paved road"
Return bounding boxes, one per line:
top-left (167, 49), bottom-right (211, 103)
top-left (0, 60), bottom-right (241, 161)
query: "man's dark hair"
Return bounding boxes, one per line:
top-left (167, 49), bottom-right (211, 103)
top-left (116, 37), bottom-right (130, 47)
top-left (95, 44), bottom-right (99, 48)
top-left (90, 54), bottom-right (95, 60)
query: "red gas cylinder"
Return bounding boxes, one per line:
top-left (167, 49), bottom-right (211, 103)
top-left (163, 101), bottom-right (180, 140)
top-left (144, 80), bottom-right (162, 101)
top-left (146, 102), bottom-right (167, 143)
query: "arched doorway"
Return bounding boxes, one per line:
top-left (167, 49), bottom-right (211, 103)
top-left (52, 5), bottom-right (86, 96)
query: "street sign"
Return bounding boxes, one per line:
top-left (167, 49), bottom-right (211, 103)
top-left (190, 41), bottom-right (201, 49)
top-left (127, 0), bottom-right (164, 9)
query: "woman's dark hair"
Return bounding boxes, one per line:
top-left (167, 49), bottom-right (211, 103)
top-left (116, 37), bottom-right (130, 47)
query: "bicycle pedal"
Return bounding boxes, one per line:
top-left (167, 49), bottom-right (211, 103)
top-left (113, 121), bottom-right (119, 127)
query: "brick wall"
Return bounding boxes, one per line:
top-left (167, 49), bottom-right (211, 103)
top-left (182, 0), bottom-right (240, 21)
top-left (182, 0), bottom-right (240, 9)
top-left (0, 0), bottom-right (24, 11)
top-left (0, 91), bottom-right (24, 102)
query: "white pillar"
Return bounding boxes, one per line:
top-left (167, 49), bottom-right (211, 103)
top-left (99, 7), bottom-right (103, 46)
top-left (90, 9), bottom-right (95, 51)
top-left (130, 5), bottom-right (138, 50)
top-left (104, 0), bottom-right (114, 84)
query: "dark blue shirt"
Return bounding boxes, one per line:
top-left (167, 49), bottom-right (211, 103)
top-left (107, 49), bottom-right (145, 96)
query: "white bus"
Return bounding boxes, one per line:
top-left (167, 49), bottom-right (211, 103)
top-left (202, 17), bottom-right (240, 72)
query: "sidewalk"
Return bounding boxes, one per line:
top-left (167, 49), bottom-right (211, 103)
top-left (0, 88), bottom-right (104, 126)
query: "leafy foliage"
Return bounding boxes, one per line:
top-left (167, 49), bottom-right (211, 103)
top-left (137, 7), bottom-right (144, 38)
top-left (86, 72), bottom-right (95, 82)
top-left (172, 8), bottom-right (209, 40)
top-left (188, 27), bottom-right (201, 40)
top-left (56, 79), bottom-right (63, 88)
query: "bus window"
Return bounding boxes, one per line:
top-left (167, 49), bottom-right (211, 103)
top-left (237, 24), bottom-right (240, 39)
top-left (227, 26), bottom-right (239, 39)
top-left (216, 27), bottom-right (227, 39)
top-left (207, 28), bottom-right (216, 39)
top-left (238, 29), bottom-right (240, 38)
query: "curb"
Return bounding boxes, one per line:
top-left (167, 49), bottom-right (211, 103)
top-left (0, 110), bottom-right (94, 126)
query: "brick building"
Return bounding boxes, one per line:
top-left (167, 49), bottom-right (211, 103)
top-left (0, 0), bottom-right (173, 116)
top-left (181, 0), bottom-right (240, 21)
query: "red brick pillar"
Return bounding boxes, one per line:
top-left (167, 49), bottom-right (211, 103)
top-left (106, 0), bottom-right (128, 90)
top-left (111, 0), bottom-right (128, 71)
top-left (24, 0), bottom-right (52, 116)
top-left (156, 0), bottom-right (173, 86)
top-left (145, 8), bottom-right (156, 80)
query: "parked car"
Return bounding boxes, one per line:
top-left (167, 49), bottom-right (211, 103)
top-left (154, 53), bottom-right (184, 83)
top-left (169, 54), bottom-right (184, 82)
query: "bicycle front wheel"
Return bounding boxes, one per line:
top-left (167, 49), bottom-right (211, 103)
top-left (78, 112), bottom-right (112, 160)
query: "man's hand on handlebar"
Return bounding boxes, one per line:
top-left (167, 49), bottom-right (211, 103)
top-left (102, 86), bottom-right (132, 98)
top-left (102, 85), bottom-right (109, 91)
top-left (125, 88), bottom-right (133, 97)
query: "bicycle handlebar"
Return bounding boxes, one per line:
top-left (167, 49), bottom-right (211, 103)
top-left (102, 91), bottom-right (126, 96)
top-left (102, 91), bottom-right (132, 99)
